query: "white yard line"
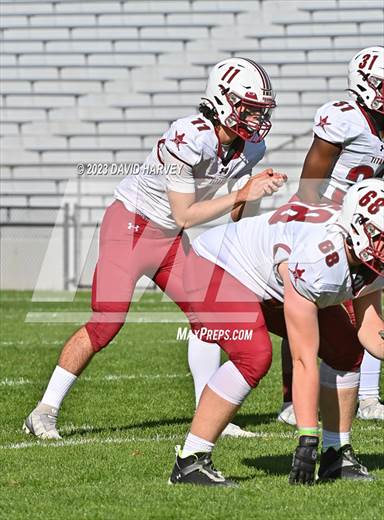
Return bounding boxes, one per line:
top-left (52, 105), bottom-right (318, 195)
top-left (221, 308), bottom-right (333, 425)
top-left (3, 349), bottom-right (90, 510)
top-left (0, 373), bottom-right (191, 387)
top-left (0, 296), bottom-right (162, 303)
top-left (0, 338), bottom-right (180, 347)
top-left (2, 431), bottom-right (382, 451)
top-left (1, 431), bottom-right (302, 450)
top-left (0, 340), bottom-right (63, 346)
top-left (24, 312), bottom-right (188, 323)
top-left (0, 434), bottom-right (181, 450)
top-left (0, 377), bottom-right (33, 386)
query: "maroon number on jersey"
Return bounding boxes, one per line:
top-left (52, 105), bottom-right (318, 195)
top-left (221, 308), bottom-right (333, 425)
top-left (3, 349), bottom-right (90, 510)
top-left (333, 101), bottom-right (354, 112)
top-left (268, 203), bottom-right (334, 224)
top-left (359, 190), bottom-right (384, 215)
top-left (346, 165), bottom-right (374, 183)
top-left (191, 118), bottom-right (210, 132)
top-left (358, 53), bottom-right (378, 70)
top-left (318, 240), bottom-right (339, 268)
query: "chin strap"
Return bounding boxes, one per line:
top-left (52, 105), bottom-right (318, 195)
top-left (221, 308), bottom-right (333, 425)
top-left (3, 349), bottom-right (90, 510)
top-left (221, 136), bottom-right (244, 166)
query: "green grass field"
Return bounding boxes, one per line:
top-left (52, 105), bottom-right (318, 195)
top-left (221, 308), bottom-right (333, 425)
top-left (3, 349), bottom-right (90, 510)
top-left (0, 291), bottom-right (383, 520)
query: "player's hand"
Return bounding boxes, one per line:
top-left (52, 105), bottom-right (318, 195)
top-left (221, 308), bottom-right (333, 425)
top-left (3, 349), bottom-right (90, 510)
top-left (239, 168), bottom-right (287, 202)
top-left (289, 435), bottom-right (319, 485)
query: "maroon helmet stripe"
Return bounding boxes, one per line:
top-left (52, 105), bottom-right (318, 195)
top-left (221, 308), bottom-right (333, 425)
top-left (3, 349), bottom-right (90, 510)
top-left (240, 58), bottom-right (272, 90)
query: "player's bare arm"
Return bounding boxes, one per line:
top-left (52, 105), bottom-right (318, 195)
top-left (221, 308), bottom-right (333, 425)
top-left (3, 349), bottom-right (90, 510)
top-left (279, 262), bottom-right (320, 429)
top-left (297, 136), bottom-right (341, 203)
top-left (230, 199), bottom-right (261, 222)
top-left (231, 169), bottom-right (287, 221)
top-left (353, 290), bottom-right (384, 360)
top-left (168, 169), bottom-right (286, 229)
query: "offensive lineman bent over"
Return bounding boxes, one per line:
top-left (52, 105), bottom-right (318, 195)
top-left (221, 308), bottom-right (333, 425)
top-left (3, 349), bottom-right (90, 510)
top-left (169, 179), bottom-right (383, 486)
top-left (278, 46), bottom-right (384, 425)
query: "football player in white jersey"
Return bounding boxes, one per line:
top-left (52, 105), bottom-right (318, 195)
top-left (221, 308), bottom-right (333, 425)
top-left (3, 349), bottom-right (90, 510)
top-left (276, 46), bottom-right (384, 426)
top-left (189, 46), bottom-right (384, 429)
top-left (169, 178), bottom-right (383, 487)
top-left (23, 58), bottom-right (286, 440)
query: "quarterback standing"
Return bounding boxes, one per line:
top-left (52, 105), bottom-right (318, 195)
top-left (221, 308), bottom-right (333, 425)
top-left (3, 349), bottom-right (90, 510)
top-left (169, 179), bottom-right (383, 486)
top-left (23, 58), bottom-right (286, 439)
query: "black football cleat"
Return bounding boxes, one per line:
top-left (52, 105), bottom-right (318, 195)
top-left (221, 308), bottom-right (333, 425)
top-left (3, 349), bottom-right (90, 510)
top-left (318, 444), bottom-right (376, 482)
top-left (168, 446), bottom-right (237, 487)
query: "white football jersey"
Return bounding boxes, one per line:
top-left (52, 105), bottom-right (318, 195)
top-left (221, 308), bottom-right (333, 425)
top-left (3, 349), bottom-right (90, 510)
top-left (313, 96), bottom-right (384, 203)
top-left (193, 201), bottom-right (383, 308)
top-left (115, 114), bottom-right (265, 229)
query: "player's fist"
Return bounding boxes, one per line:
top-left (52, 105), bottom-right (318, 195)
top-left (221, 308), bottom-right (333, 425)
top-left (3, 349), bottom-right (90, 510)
top-left (239, 168), bottom-right (287, 202)
top-left (289, 435), bottom-right (319, 485)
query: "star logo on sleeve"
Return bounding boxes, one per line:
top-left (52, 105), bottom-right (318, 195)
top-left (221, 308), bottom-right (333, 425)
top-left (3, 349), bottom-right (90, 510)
top-left (171, 131), bottom-right (187, 150)
top-left (316, 115), bottom-right (331, 132)
top-left (289, 263), bottom-right (306, 284)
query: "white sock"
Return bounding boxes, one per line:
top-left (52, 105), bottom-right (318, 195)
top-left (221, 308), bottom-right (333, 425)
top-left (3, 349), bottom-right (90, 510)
top-left (41, 365), bottom-right (77, 409)
top-left (322, 430), bottom-right (350, 451)
top-left (182, 432), bottom-right (214, 457)
top-left (358, 351), bottom-right (381, 401)
top-left (188, 333), bottom-right (221, 407)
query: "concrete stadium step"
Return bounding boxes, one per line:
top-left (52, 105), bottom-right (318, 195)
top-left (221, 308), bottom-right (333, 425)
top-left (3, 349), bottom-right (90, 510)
top-left (22, 120), bottom-right (97, 135)
top-left (48, 106), bottom-right (124, 121)
top-left (90, 121), bottom-right (169, 135)
top-left (77, 92), bottom-right (150, 107)
top-left (21, 120), bottom-right (166, 136)
top-left (1, 20), bottom-right (219, 31)
top-left (1, 12), bottom-right (238, 26)
top-left (3, 37), bottom-right (193, 51)
top-left (2, 108), bottom-right (48, 122)
top-left (214, 39), bottom-right (378, 53)
top-left (284, 21), bottom-right (381, 35)
top-left (0, 193), bottom-right (109, 207)
top-left (189, 53), bottom-right (354, 70)
top-left (2, 94), bottom-right (77, 108)
top-left (0, 1), bottom-right (249, 15)
top-left (1, 80), bottom-right (104, 95)
top-left (21, 136), bottom-right (143, 151)
top-left (337, 0), bottom-right (382, 6)
top-left (1, 147), bottom-right (41, 164)
top-left (0, 123), bottom-right (20, 135)
top-left (2, 26), bottom-right (211, 40)
top-left (254, 34), bottom-right (383, 49)
top-left (4, 52), bottom-right (159, 66)
top-left (1, 164), bottom-right (78, 178)
top-left (300, 8), bottom-right (383, 21)
top-left (299, 0), bottom-right (380, 11)
top-left (2, 134), bottom-right (143, 149)
top-left (3, 66), bottom-right (136, 81)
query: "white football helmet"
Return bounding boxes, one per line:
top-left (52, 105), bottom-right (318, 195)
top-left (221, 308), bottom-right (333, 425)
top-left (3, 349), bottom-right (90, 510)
top-left (348, 46), bottom-right (384, 114)
top-left (201, 57), bottom-right (276, 142)
top-left (338, 178), bottom-right (384, 276)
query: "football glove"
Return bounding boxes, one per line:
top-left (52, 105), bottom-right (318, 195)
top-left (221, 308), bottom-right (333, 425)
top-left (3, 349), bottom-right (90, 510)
top-left (289, 435), bottom-right (319, 485)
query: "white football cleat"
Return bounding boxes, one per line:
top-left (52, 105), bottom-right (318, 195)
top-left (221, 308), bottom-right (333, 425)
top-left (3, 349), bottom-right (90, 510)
top-left (356, 398), bottom-right (384, 420)
top-left (23, 403), bottom-right (62, 439)
top-left (277, 402), bottom-right (296, 426)
top-left (221, 422), bottom-right (258, 438)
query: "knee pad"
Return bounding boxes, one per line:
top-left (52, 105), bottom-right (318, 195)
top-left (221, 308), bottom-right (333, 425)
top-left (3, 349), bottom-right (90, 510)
top-left (320, 361), bottom-right (360, 389)
top-left (207, 361), bottom-right (252, 405)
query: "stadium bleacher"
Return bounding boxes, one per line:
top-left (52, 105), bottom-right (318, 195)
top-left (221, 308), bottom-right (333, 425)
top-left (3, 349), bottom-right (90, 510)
top-left (1, 0), bottom-right (383, 288)
top-left (1, 0), bottom-right (382, 177)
